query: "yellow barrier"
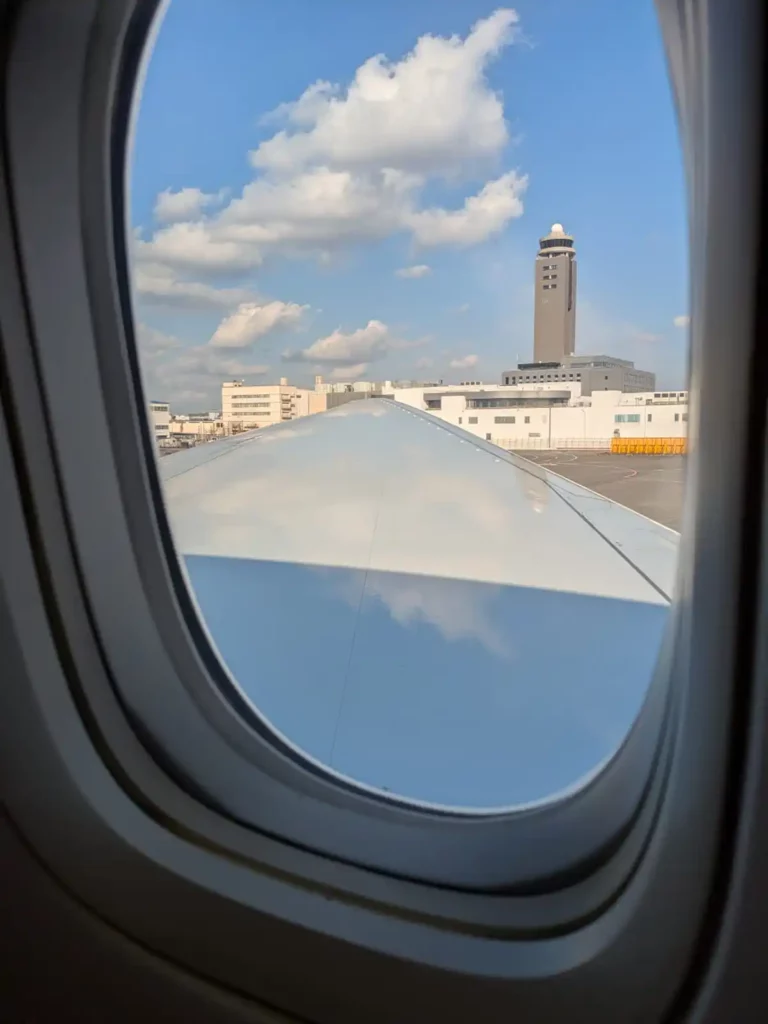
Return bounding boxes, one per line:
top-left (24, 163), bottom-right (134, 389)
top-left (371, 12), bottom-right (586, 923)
top-left (611, 437), bottom-right (687, 455)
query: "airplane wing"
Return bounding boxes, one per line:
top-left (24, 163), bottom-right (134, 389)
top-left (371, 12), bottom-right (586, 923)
top-left (159, 399), bottom-right (678, 810)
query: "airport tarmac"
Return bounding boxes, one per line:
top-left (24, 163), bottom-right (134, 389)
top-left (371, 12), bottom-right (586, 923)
top-left (516, 451), bottom-right (686, 531)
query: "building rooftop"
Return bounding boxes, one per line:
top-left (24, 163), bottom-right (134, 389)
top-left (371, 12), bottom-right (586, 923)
top-left (429, 389), bottom-right (571, 402)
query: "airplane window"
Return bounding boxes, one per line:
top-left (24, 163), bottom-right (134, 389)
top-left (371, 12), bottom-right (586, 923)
top-left (129, 1), bottom-right (688, 811)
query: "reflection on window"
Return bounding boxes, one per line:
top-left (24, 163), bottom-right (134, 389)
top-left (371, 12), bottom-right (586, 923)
top-left (133, 3), bottom-right (688, 809)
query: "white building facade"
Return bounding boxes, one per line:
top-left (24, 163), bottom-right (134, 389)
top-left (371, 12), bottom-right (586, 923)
top-left (390, 384), bottom-right (689, 450)
top-left (148, 400), bottom-right (170, 443)
top-left (170, 412), bottom-right (223, 438)
top-left (222, 379), bottom-right (327, 431)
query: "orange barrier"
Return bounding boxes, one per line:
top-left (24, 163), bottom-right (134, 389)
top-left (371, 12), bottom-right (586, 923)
top-left (611, 437), bottom-right (687, 455)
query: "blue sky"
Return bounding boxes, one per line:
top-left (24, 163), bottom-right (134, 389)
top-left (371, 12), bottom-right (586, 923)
top-left (131, 0), bottom-right (689, 409)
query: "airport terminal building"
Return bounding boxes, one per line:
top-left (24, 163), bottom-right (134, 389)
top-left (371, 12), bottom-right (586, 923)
top-left (391, 383), bottom-right (688, 450)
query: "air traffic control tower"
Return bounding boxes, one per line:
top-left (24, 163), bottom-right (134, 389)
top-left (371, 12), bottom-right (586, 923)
top-left (533, 223), bottom-right (577, 363)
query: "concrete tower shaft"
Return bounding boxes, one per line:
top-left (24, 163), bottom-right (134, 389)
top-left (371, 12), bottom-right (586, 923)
top-left (533, 223), bottom-right (577, 363)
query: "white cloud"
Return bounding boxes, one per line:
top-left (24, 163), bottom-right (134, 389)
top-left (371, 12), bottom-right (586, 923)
top-left (251, 9), bottom-right (519, 177)
top-left (133, 263), bottom-right (256, 311)
top-left (134, 10), bottom-right (527, 275)
top-left (395, 264), bottom-right (431, 279)
top-left (171, 347), bottom-right (268, 380)
top-left (287, 319), bottom-right (392, 365)
top-left (329, 363), bottom-right (369, 379)
top-left (136, 323), bottom-right (268, 409)
top-left (135, 221), bottom-right (258, 275)
top-left (217, 165), bottom-right (418, 253)
top-left (450, 354), bottom-right (479, 369)
top-left (136, 323), bottom-right (181, 355)
top-left (673, 315), bottom-right (690, 328)
top-left (154, 187), bottom-right (224, 223)
top-left (210, 300), bottom-right (308, 348)
top-left (415, 356), bottom-right (434, 370)
top-left (359, 573), bottom-right (510, 659)
top-left (409, 171), bottom-right (527, 246)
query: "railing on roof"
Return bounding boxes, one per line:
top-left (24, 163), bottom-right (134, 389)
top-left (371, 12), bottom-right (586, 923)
top-left (493, 437), bottom-right (613, 451)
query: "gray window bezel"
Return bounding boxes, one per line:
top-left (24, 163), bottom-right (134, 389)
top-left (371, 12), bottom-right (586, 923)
top-left (0, 0), bottom-right (766, 1020)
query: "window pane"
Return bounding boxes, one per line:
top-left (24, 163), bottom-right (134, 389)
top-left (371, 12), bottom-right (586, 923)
top-left (130, 1), bottom-right (688, 810)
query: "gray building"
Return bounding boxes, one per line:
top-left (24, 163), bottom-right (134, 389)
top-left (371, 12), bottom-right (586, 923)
top-left (533, 223), bottom-right (577, 362)
top-left (502, 355), bottom-right (655, 396)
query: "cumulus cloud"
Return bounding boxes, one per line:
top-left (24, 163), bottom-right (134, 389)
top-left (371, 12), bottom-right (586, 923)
top-left (359, 573), bottom-right (511, 659)
top-left (449, 354), bottom-right (479, 369)
top-left (136, 322), bottom-right (268, 409)
top-left (395, 264), bottom-right (431, 278)
top-left (329, 363), bottom-right (369, 379)
top-left (409, 171), bottom-right (526, 246)
top-left (216, 165), bottom-right (418, 253)
top-left (210, 300), bottom-right (308, 348)
top-left (134, 10), bottom-right (527, 276)
top-left (252, 9), bottom-right (519, 177)
top-left (136, 323), bottom-right (181, 355)
top-left (133, 263), bottom-right (256, 311)
top-left (172, 347), bottom-right (267, 380)
top-left (287, 319), bottom-right (391, 365)
top-left (154, 187), bottom-right (225, 223)
top-left (135, 221), bottom-right (257, 275)
top-left (673, 315), bottom-right (690, 328)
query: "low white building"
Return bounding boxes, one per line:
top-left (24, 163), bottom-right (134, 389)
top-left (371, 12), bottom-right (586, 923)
top-left (170, 413), bottom-right (223, 438)
top-left (222, 379), bottom-right (326, 431)
top-left (148, 400), bottom-right (170, 443)
top-left (390, 384), bottom-right (689, 450)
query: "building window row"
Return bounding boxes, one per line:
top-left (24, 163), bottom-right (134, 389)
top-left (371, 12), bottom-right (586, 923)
top-left (467, 398), bottom-right (567, 409)
top-left (494, 416), bottom-right (516, 424)
top-left (506, 373), bottom-right (582, 384)
top-left (615, 414), bottom-right (641, 423)
top-left (542, 283), bottom-right (557, 290)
